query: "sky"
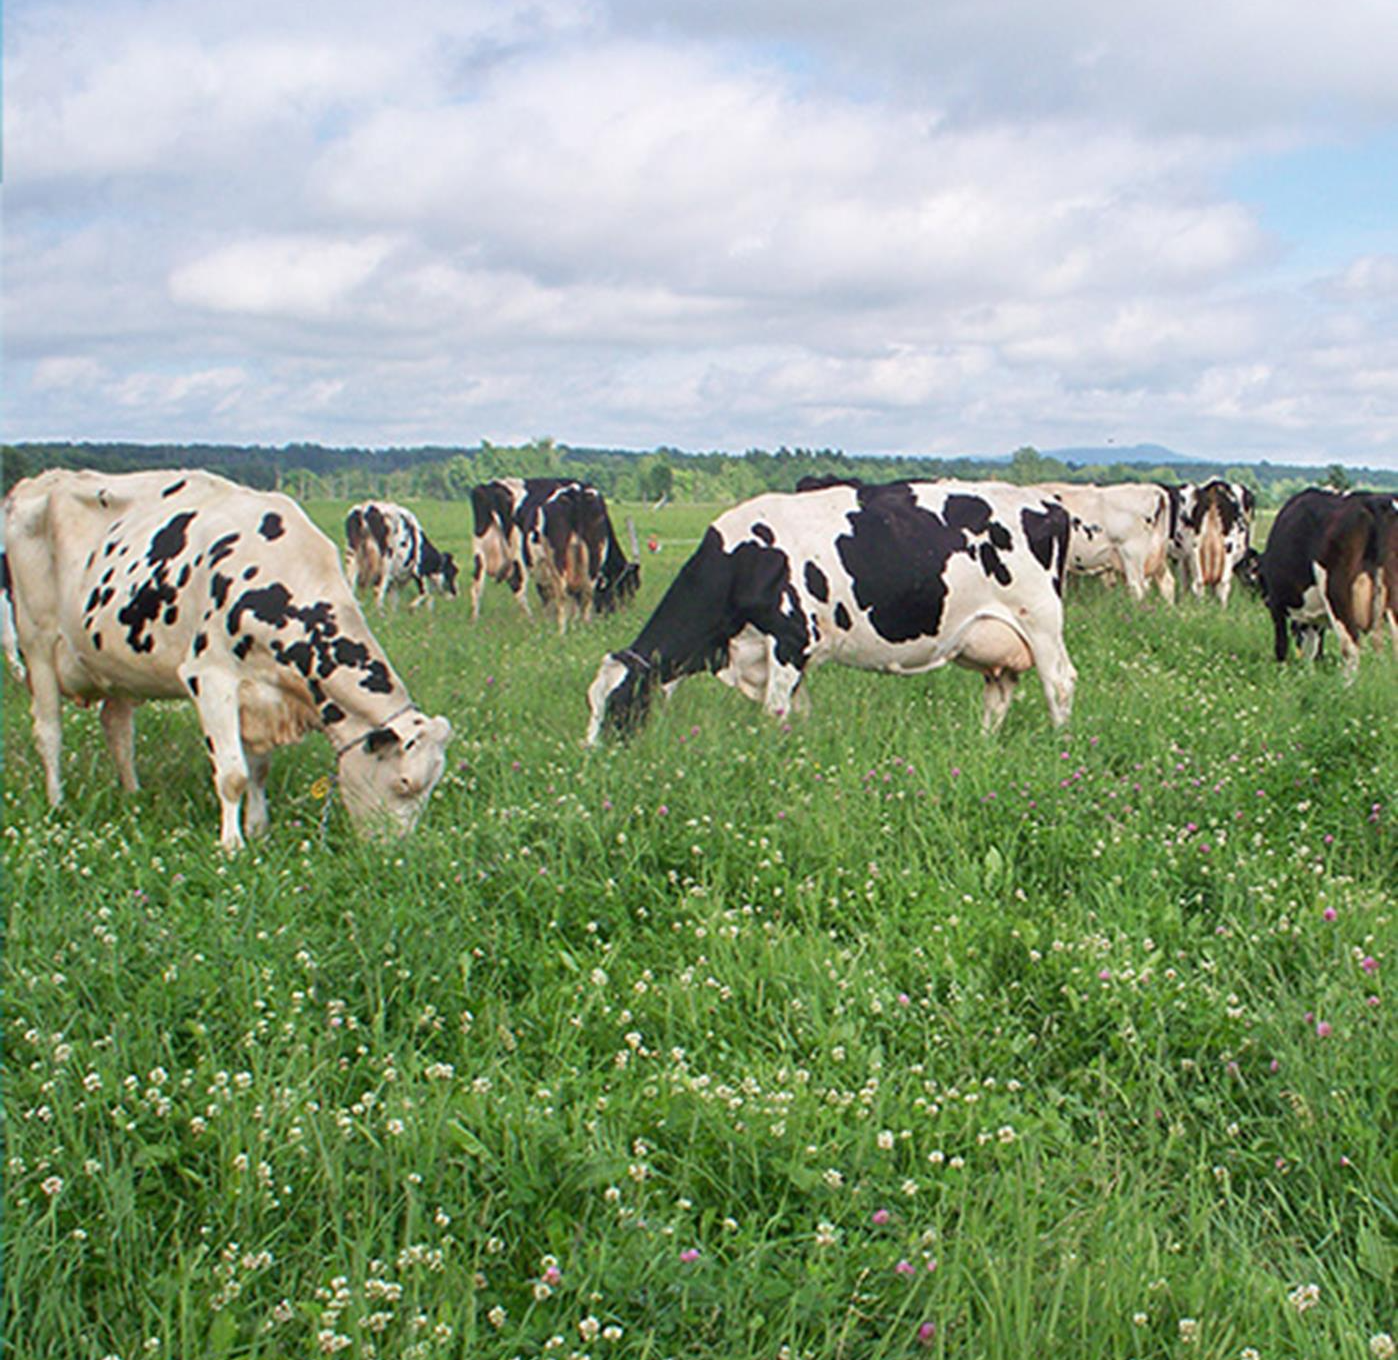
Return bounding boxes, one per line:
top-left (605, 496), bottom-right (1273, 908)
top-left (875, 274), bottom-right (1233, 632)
top-left (4, 0), bottom-right (1398, 469)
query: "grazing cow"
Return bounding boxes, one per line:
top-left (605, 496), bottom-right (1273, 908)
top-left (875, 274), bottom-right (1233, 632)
top-left (1256, 487), bottom-right (1391, 681)
top-left (345, 501), bottom-right (458, 607)
top-left (1033, 482), bottom-right (1173, 603)
top-left (1358, 490), bottom-right (1398, 653)
top-left (586, 481), bottom-right (1077, 743)
top-left (1177, 480), bottom-right (1255, 604)
top-left (470, 478), bottom-right (638, 627)
top-left (4, 469), bottom-right (452, 851)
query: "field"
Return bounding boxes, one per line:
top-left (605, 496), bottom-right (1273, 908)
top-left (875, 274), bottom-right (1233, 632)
top-left (3, 497), bottom-right (1394, 1360)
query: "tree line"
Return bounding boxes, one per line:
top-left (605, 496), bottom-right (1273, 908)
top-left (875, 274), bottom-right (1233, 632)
top-left (4, 438), bottom-right (1392, 508)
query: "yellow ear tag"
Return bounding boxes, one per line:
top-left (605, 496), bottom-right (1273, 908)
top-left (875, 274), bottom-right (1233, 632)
top-left (310, 776), bottom-right (333, 800)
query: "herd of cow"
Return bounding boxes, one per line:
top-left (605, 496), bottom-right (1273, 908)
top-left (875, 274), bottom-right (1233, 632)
top-left (1, 467), bottom-right (1393, 851)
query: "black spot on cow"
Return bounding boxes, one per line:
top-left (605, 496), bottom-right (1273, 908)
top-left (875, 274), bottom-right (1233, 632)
top-left (85, 550), bottom-right (96, 571)
top-left (161, 479), bottom-right (187, 498)
top-left (804, 561), bottom-right (830, 602)
top-left (101, 567), bottom-right (115, 586)
top-left (85, 586), bottom-right (103, 615)
top-left (333, 637), bottom-right (370, 668)
top-left (242, 566), bottom-right (259, 581)
top-left (190, 677), bottom-right (201, 696)
top-left (944, 494), bottom-right (992, 535)
top-left (163, 605), bottom-right (179, 626)
top-left (93, 632), bottom-right (103, 651)
top-left (193, 632), bottom-right (208, 656)
top-left (177, 564), bottom-right (191, 588)
top-left (834, 601), bottom-right (852, 630)
top-left (258, 512), bottom-right (285, 541)
top-left (117, 580), bottom-right (177, 654)
top-left (835, 483), bottom-right (967, 643)
top-left (147, 512), bottom-right (197, 566)
top-left (322, 702), bottom-right (346, 725)
top-left (232, 635), bottom-right (255, 660)
top-left (359, 660), bottom-right (393, 693)
top-left (227, 582), bottom-right (294, 633)
top-left (211, 573), bottom-right (233, 609)
top-left (978, 542), bottom-right (1012, 586)
top-left (272, 638), bottom-right (312, 674)
top-left (208, 533), bottom-right (240, 566)
top-left (1020, 507), bottom-right (1057, 571)
top-left (751, 522), bottom-right (776, 546)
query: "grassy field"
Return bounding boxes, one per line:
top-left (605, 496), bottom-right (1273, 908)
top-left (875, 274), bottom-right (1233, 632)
top-left (3, 497), bottom-right (1394, 1360)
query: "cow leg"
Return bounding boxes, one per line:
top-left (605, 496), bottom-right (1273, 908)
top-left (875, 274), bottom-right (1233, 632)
top-left (99, 696), bottom-right (140, 793)
top-left (981, 671), bottom-right (1019, 734)
top-left (470, 554), bottom-right (486, 621)
top-left (1298, 626), bottom-right (1323, 662)
top-left (183, 669), bottom-right (250, 853)
top-left (1273, 608), bottom-right (1291, 662)
top-left (510, 562), bottom-right (532, 617)
top-left (1121, 553), bottom-right (1149, 602)
top-left (1152, 561), bottom-right (1177, 605)
top-left (244, 750), bottom-right (272, 839)
top-left (1014, 617), bottom-right (1076, 728)
top-left (1216, 564), bottom-right (1234, 607)
top-left (27, 659), bottom-right (65, 805)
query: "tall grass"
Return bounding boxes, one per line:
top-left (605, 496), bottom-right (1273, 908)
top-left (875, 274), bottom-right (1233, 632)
top-left (3, 498), bottom-right (1393, 1359)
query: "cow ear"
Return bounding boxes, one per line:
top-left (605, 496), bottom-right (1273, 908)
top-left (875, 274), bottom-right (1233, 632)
top-left (365, 727), bottom-right (401, 755)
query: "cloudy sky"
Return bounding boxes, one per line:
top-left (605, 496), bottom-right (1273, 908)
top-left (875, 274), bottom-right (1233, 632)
top-left (5, 0), bottom-right (1398, 468)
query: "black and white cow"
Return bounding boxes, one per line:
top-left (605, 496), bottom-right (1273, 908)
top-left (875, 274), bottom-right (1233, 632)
top-left (1033, 483), bottom-right (1174, 603)
top-left (1175, 480), bottom-right (1255, 604)
top-left (345, 501), bottom-right (458, 608)
top-left (470, 477), bottom-right (638, 628)
top-left (1256, 487), bottom-right (1392, 681)
top-left (586, 481), bottom-right (1077, 742)
top-left (4, 469), bottom-right (452, 851)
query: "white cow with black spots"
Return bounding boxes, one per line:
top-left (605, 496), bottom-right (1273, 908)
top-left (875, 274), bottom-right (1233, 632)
top-left (3, 468), bottom-right (451, 851)
top-left (587, 480), bottom-right (1077, 742)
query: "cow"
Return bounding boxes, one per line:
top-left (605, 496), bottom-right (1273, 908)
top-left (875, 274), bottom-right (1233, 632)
top-left (3, 469), bottom-right (452, 852)
top-left (470, 478), bottom-right (638, 627)
top-left (345, 501), bottom-right (458, 608)
top-left (1176, 480), bottom-right (1255, 604)
top-left (1255, 487), bottom-right (1391, 681)
top-left (1033, 482), bottom-right (1174, 603)
top-left (586, 480), bottom-right (1077, 743)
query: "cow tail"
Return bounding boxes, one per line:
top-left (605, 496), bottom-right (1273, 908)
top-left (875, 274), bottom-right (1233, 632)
top-left (565, 532), bottom-right (589, 598)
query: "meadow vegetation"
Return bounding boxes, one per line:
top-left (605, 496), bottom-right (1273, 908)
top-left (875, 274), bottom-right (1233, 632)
top-left (3, 499), bottom-right (1394, 1360)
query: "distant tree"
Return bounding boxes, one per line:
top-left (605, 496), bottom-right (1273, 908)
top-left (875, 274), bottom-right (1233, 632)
top-left (1009, 446), bottom-right (1068, 484)
top-left (1325, 463), bottom-right (1352, 491)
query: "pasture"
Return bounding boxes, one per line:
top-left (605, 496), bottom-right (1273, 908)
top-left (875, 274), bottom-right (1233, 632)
top-left (3, 496), bottom-right (1394, 1360)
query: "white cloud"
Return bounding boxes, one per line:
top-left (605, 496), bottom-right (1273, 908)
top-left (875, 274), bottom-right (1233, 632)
top-left (169, 236), bottom-right (397, 318)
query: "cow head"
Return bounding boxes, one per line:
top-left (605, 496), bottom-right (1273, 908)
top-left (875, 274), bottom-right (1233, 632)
top-left (595, 559), bottom-right (640, 615)
top-left (338, 709), bottom-right (452, 837)
top-left (1234, 547), bottom-right (1263, 593)
top-left (585, 649), bottom-right (657, 744)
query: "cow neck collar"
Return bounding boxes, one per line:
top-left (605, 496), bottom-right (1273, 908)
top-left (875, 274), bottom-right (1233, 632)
top-left (332, 700), bottom-right (419, 761)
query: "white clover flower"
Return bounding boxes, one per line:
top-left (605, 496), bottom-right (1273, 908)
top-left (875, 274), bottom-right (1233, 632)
top-left (1178, 1317), bottom-right (1199, 1344)
top-left (1369, 1334), bottom-right (1395, 1360)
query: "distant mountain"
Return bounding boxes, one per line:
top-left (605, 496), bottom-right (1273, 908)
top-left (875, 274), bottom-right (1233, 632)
top-left (1041, 443), bottom-right (1206, 467)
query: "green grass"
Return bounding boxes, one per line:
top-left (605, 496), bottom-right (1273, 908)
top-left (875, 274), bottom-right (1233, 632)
top-left (3, 499), bottom-right (1394, 1360)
